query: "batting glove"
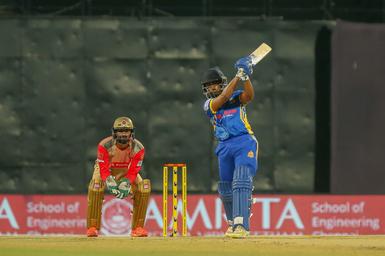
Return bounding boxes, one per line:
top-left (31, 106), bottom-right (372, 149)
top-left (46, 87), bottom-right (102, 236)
top-left (234, 56), bottom-right (253, 76)
top-left (236, 68), bottom-right (249, 81)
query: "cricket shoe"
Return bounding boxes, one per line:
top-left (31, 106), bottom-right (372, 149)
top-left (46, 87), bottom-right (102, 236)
top-left (86, 227), bottom-right (98, 237)
top-left (224, 226), bottom-right (234, 237)
top-left (131, 227), bottom-right (148, 237)
top-left (227, 225), bottom-right (249, 239)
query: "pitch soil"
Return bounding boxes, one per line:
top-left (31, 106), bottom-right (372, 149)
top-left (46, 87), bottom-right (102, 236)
top-left (1, 236), bottom-right (385, 256)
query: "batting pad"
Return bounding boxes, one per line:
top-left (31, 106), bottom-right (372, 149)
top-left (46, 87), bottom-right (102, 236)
top-left (232, 165), bottom-right (253, 230)
top-left (218, 181), bottom-right (233, 222)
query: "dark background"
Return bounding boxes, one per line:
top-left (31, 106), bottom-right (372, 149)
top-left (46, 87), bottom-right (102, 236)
top-left (331, 20), bottom-right (385, 194)
top-left (1, 0), bottom-right (384, 22)
top-left (0, 0), bottom-right (384, 194)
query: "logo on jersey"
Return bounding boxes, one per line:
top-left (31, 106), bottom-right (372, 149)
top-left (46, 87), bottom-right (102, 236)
top-left (112, 162), bottom-right (129, 168)
top-left (224, 109), bottom-right (237, 115)
top-left (247, 151), bottom-right (254, 158)
top-left (137, 160), bottom-right (143, 167)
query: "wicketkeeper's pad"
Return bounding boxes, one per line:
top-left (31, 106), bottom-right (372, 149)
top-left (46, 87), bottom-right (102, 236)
top-left (131, 179), bottom-right (151, 229)
top-left (87, 164), bottom-right (105, 230)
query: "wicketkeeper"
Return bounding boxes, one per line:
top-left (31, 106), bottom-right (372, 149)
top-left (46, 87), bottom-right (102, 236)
top-left (201, 56), bottom-right (258, 238)
top-left (86, 117), bottom-right (151, 237)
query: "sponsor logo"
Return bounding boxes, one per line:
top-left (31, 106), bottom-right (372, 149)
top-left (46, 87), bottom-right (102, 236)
top-left (111, 162), bottom-right (129, 168)
top-left (224, 109), bottom-right (237, 115)
top-left (247, 150), bottom-right (254, 158)
top-left (101, 199), bottom-right (132, 235)
top-left (137, 160), bottom-right (143, 167)
top-left (0, 198), bottom-right (19, 229)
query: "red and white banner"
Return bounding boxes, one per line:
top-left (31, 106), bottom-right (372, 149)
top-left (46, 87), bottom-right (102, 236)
top-left (1, 195), bottom-right (384, 236)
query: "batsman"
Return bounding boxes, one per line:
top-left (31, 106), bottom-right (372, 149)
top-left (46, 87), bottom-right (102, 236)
top-left (202, 56), bottom-right (258, 238)
top-left (86, 117), bottom-right (151, 237)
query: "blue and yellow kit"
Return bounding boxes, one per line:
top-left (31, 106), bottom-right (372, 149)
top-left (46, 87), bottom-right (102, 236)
top-left (203, 90), bottom-right (254, 141)
top-left (203, 90), bottom-right (258, 181)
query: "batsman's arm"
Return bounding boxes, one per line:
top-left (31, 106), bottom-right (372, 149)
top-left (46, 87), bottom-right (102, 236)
top-left (239, 79), bottom-right (254, 104)
top-left (210, 76), bottom-right (240, 112)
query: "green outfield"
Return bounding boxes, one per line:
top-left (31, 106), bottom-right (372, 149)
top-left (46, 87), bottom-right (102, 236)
top-left (1, 236), bottom-right (384, 256)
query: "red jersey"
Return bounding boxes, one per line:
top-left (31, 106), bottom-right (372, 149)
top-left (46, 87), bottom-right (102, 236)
top-left (96, 136), bottom-right (145, 183)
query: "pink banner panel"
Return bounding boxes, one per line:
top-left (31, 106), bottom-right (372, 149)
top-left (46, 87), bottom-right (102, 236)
top-left (1, 195), bottom-right (384, 236)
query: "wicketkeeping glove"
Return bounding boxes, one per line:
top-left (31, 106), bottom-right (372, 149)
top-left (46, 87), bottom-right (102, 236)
top-left (234, 56), bottom-right (253, 76)
top-left (115, 178), bottom-right (131, 199)
top-left (105, 175), bottom-right (120, 196)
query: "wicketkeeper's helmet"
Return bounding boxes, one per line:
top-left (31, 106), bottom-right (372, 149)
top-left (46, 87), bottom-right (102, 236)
top-left (112, 117), bottom-right (135, 144)
top-left (201, 67), bottom-right (227, 99)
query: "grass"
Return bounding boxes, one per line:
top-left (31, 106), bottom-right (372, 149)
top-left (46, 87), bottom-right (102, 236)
top-left (1, 235), bottom-right (385, 256)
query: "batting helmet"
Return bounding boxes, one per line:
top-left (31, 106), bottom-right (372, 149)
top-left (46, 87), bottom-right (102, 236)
top-left (201, 67), bottom-right (227, 99)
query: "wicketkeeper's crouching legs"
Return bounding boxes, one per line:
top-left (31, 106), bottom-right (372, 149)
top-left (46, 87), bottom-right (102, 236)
top-left (86, 163), bottom-right (104, 237)
top-left (86, 164), bottom-right (151, 237)
top-left (130, 179), bottom-right (151, 237)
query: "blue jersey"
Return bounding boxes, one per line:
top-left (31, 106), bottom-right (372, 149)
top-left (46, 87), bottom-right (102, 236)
top-left (203, 90), bottom-right (254, 141)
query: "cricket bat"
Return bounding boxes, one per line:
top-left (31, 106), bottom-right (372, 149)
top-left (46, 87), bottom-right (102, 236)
top-left (249, 43), bottom-right (272, 65)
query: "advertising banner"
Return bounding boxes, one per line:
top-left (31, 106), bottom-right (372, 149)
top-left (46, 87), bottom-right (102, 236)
top-left (1, 195), bottom-right (384, 235)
